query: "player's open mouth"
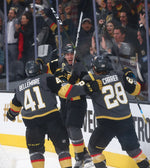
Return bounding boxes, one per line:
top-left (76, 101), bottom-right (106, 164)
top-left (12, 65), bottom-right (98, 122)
top-left (68, 60), bottom-right (73, 64)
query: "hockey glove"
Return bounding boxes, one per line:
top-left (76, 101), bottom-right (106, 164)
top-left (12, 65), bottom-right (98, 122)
top-left (7, 109), bottom-right (17, 121)
top-left (54, 68), bottom-right (68, 82)
top-left (123, 76), bottom-right (141, 95)
top-left (122, 67), bottom-right (136, 79)
top-left (36, 58), bottom-right (48, 73)
top-left (122, 67), bottom-right (141, 95)
top-left (84, 80), bottom-right (101, 95)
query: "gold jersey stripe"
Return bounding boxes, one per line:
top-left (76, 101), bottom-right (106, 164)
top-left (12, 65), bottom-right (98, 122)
top-left (70, 96), bottom-right (81, 101)
top-left (96, 113), bottom-right (131, 120)
top-left (22, 108), bottom-right (58, 119)
top-left (10, 102), bottom-right (22, 112)
top-left (96, 146), bottom-right (105, 150)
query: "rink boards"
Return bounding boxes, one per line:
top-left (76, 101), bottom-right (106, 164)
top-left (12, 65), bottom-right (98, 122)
top-left (0, 92), bottom-right (150, 168)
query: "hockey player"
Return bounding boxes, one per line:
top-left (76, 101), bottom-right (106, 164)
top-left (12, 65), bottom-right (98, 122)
top-left (82, 55), bottom-right (150, 168)
top-left (54, 44), bottom-right (94, 168)
top-left (6, 60), bottom-right (99, 168)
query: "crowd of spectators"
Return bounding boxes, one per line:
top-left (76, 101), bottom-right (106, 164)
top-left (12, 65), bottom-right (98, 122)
top-left (0, 0), bottom-right (149, 100)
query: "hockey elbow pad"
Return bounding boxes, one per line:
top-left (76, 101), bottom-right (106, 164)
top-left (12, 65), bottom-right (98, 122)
top-left (124, 76), bottom-right (141, 95)
top-left (7, 109), bottom-right (18, 121)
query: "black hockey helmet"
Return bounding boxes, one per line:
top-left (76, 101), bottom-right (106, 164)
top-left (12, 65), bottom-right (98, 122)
top-left (25, 60), bottom-right (41, 77)
top-left (92, 54), bottom-right (113, 73)
top-left (64, 44), bottom-right (74, 54)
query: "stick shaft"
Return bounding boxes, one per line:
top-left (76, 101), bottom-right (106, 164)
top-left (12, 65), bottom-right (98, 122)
top-left (138, 104), bottom-right (147, 124)
top-left (46, 0), bottom-right (75, 47)
top-left (72, 11), bottom-right (83, 66)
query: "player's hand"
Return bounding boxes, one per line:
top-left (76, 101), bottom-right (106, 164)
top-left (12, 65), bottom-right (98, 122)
top-left (84, 80), bottom-right (102, 95)
top-left (36, 58), bottom-right (48, 73)
top-left (122, 67), bottom-right (136, 79)
top-left (54, 68), bottom-right (68, 82)
top-left (122, 68), bottom-right (141, 96)
top-left (6, 110), bottom-right (16, 122)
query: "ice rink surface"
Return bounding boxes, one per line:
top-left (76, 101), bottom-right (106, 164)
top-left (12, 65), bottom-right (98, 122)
top-left (0, 145), bottom-right (114, 168)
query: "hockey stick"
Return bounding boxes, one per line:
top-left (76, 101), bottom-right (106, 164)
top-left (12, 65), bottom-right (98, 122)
top-left (45, 0), bottom-right (75, 48)
top-left (135, 99), bottom-right (147, 124)
top-left (72, 11), bottom-right (83, 68)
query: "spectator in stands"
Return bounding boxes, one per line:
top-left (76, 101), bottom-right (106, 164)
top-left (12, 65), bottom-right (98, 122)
top-left (110, 26), bottom-right (137, 75)
top-left (113, 0), bottom-right (131, 20)
top-left (64, 1), bottom-right (72, 19)
top-left (91, 19), bottom-right (115, 54)
top-left (29, 3), bottom-right (51, 46)
top-left (60, 0), bottom-right (80, 27)
top-left (15, 11), bottom-right (34, 67)
top-left (91, 11), bottom-right (106, 55)
top-left (139, 10), bottom-right (150, 35)
top-left (7, 8), bottom-right (19, 74)
top-left (29, 0), bottom-right (58, 50)
top-left (136, 28), bottom-right (148, 100)
top-left (95, 0), bottom-right (107, 23)
top-left (101, 20), bottom-right (115, 53)
top-left (58, 3), bottom-right (65, 20)
top-left (70, 0), bottom-right (80, 27)
top-left (119, 10), bottom-right (138, 46)
top-left (61, 0), bottom-right (72, 15)
top-left (7, 0), bottom-right (26, 19)
top-left (111, 26), bottom-right (135, 59)
top-left (95, 0), bottom-right (118, 25)
top-left (134, 0), bottom-right (144, 14)
top-left (39, 13), bottom-right (57, 48)
top-left (124, 0), bottom-right (139, 26)
top-left (0, 17), bottom-right (4, 75)
top-left (105, 0), bottom-right (115, 22)
top-left (35, 0), bottom-right (50, 9)
top-left (92, 0), bottom-right (114, 55)
top-left (104, 20), bottom-right (115, 40)
top-left (76, 18), bottom-right (94, 69)
top-left (58, 2), bottom-right (76, 50)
